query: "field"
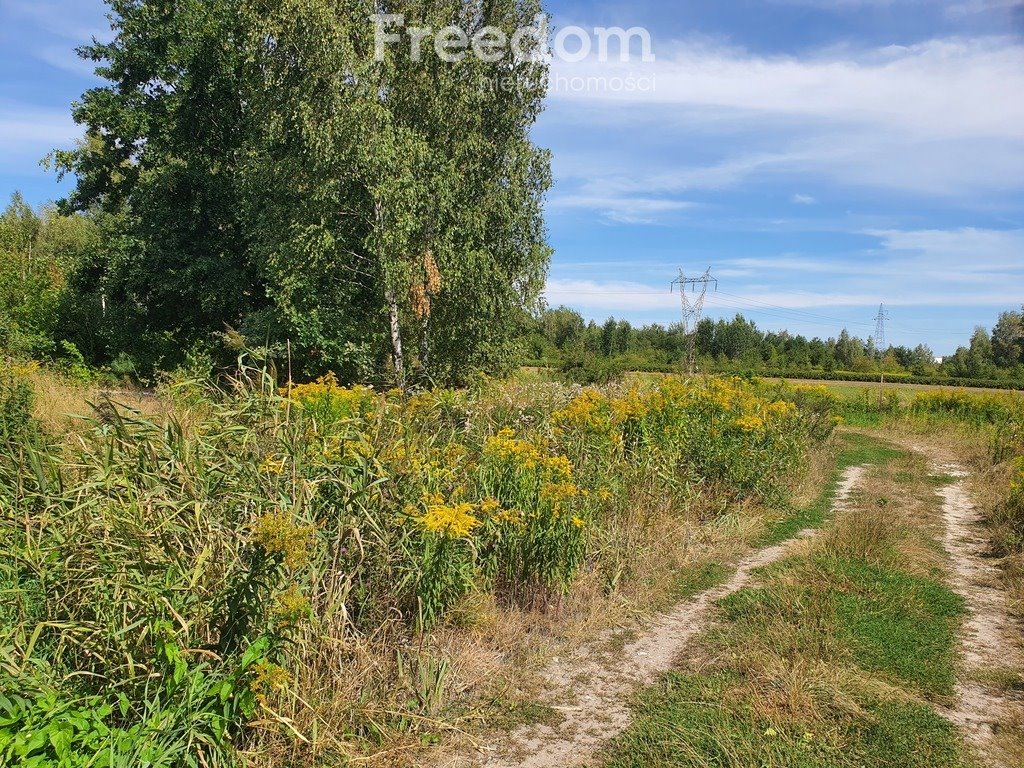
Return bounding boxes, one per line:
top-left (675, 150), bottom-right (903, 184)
top-left (776, 377), bottom-right (1024, 401)
top-left (1, 364), bottom-right (1023, 768)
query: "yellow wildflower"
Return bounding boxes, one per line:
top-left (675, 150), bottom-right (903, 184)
top-left (11, 360), bottom-right (40, 377)
top-left (252, 512), bottom-right (316, 569)
top-left (478, 498), bottom-right (501, 515)
top-left (258, 456), bottom-right (288, 475)
top-left (733, 414), bottom-right (765, 432)
top-left (250, 661), bottom-right (291, 707)
top-left (495, 508), bottom-right (525, 526)
top-left (420, 503), bottom-right (479, 538)
top-left (273, 586), bottom-right (312, 628)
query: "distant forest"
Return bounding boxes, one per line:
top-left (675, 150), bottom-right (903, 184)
top-left (527, 306), bottom-right (1024, 385)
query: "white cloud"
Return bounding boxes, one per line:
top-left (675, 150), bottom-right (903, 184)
top-left (548, 194), bottom-right (696, 224)
top-left (550, 37), bottom-right (1024, 142)
top-left (544, 36), bottom-right (1024, 200)
top-left (0, 110), bottom-right (77, 144)
top-left (545, 227), bottom-right (1024, 323)
top-left (792, 193), bottom-right (817, 204)
top-left (0, 104), bottom-right (81, 171)
top-left (867, 227), bottom-right (1024, 274)
top-left (545, 278), bottom-right (682, 312)
top-left (944, 0), bottom-right (1024, 19)
top-left (34, 46), bottom-right (99, 78)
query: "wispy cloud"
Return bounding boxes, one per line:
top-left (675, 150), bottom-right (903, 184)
top-left (33, 46), bottom-right (99, 78)
top-left (546, 227), bottom-right (1024, 326)
top-left (944, 0), bottom-right (1024, 19)
top-left (548, 194), bottom-right (697, 224)
top-left (0, 104), bottom-right (80, 170)
top-left (4, 0), bottom-right (109, 42)
top-left (551, 38), bottom-right (1024, 141)
top-left (867, 227), bottom-right (1024, 275)
top-left (544, 36), bottom-right (1024, 201)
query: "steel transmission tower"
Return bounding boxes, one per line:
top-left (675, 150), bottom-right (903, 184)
top-left (671, 268), bottom-right (718, 374)
top-left (873, 303), bottom-right (889, 353)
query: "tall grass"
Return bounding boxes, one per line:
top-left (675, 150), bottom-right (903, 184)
top-left (0, 363), bottom-right (831, 766)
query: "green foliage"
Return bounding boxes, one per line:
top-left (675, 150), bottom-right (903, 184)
top-left (761, 433), bottom-right (904, 545)
top-left (0, 366), bottom-right (34, 439)
top-left (557, 348), bottom-right (626, 385)
top-left (1, 363), bottom-right (832, 763)
top-left (604, 672), bottom-right (968, 768)
top-left (670, 561), bottom-right (731, 600)
top-left (0, 194), bottom-right (101, 363)
top-left (719, 559), bottom-right (965, 699)
top-left (54, 0), bottom-right (552, 385)
top-left (829, 559), bottom-right (965, 697)
top-left (0, 367), bottom-right (318, 767)
top-left (531, 306), bottom-right (1024, 387)
top-left (475, 429), bottom-right (589, 601)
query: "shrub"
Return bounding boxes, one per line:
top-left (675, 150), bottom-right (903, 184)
top-left (0, 364), bottom-right (33, 438)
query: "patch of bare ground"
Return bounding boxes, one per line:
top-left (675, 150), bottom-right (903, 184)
top-left (888, 434), bottom-right (1024, 768)
top-left (898, 436), bottom-right (1024, 768)
top-left (433, 466), bottom-right (867, 768)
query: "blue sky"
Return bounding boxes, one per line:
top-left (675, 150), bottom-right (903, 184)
top-left (2, 1), bottom-right (1023, 353)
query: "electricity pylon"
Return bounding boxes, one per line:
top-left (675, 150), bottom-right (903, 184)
top-left (874, 304), bottom-right (889, 353)
top-left (671, 268), bottom-right (718, 375)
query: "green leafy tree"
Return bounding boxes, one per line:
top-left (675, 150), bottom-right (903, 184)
top-left (0, 194), bottom-right (100, 359)
top-left (53, 2), bottom-right (267, 373)
top-left (992, 309), bottom-right (1024, 370)
top-left (57, 0), bottom-right (551, 384)
top-left (239, 0), bottom-right (551, 384)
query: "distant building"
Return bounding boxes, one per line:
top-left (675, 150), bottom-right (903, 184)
top-left (934, 356), bottom-right (945, 365)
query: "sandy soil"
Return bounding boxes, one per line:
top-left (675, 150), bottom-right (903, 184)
top-left (931, 458), bottom-right (1024, 768)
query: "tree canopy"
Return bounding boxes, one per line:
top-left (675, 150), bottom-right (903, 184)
top-left (53, 0), bottom-right (552, 384)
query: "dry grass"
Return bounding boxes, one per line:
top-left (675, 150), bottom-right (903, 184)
top-left (2, 367), bottom-right (839, 768)
top-left (23, 367), bottom-right (168, 434)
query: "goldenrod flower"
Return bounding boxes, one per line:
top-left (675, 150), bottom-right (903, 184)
top-left (252, 512), bottom-right (315, 569)
top-left (420, 502), bottom-right (479, 538)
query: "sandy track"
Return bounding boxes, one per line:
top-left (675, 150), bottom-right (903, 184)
top-left (444, 466), bottom-right (868, 768)
top-left (932, 459), bottom-right (1024, 768)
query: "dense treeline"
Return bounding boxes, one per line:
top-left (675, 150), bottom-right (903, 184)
top-left (5, 191), bottom-right (1021, 387)
top-left (5, 191), bottom-right (1022, 387)
top-left (28, 0), bottom-right (552, 386)
top-left (526, 306), bottom-right (1024, 384)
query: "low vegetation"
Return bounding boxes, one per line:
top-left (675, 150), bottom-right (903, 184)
top-left (603, 444), bottom-right (974, 768)
top-left (0, 363), bottom-right (835, 766)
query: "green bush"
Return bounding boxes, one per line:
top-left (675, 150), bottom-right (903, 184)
top-left (0, 366), bottom-right (33, 438)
